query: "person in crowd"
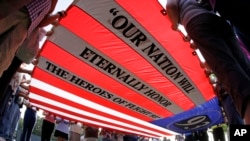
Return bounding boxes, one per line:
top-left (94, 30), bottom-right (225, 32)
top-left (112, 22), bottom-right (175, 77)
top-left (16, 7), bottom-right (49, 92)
top-left (7, 78), bottom-right (30, 141)
top-left (19, 74), bottom-right (36, 141)
top-left (201, 61), bottom-right (244, 125)
top-left (69, 121), bottom-right (83, 141)
top-left (41, 111), bottom-right (56, 141)
top-left (166, 0), bottom-right (250, 124)
top-left (0, 72), bottom-right (29, 141)
top-left (212, 126), bottom-right (225, 141)
top-left (20, 101), bottom-right (38, 141)
top-left (214, 82), bottom-right (244, 125)
top-left (0, 64), bottom-right (31, 117)
top-left (54, 117), bottom-right (70, 141)
top-left (184, 133), bottom-right (195, 141)
top-left (0, 27), bottom-right (44, 128)
top-left (175, 134), bottom-right (184, 141)
top-left (116, 133), bottom-right (124, 141)
top-left (16, 72), bottom-right (37, 141)
top-left (0, 26), bottom-right (56, 108)
top-left (0, 0), bottom-right (66, 78)
top-left (0, 0), bottom-right (55, 76)
top-left (0, 6), bottom-right (65, 97)
top-left (8, 78), bottom-right (30, 140)
top-left (83, 126), bottom-right (99, 141)
top-left (123, 135), bottom-right (138, 141)
top-left (101, 129), bottom-right (112, 141)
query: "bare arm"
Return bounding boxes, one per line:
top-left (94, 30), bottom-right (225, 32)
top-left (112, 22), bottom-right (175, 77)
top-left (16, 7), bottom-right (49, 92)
top-left (166, 0), bottom-right (180, 31)
top-left (20, 82), bottom-right (30, 90)
top-left (17, 66), bottom-right (32, 75)
top-left (18, 91), bottom-right (29, 99)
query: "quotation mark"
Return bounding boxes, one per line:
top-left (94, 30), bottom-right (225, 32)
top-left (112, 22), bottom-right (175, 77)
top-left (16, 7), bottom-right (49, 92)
top-left (110, 8), bottom-right (119, 16)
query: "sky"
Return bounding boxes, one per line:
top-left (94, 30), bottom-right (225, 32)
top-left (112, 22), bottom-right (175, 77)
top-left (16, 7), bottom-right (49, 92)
top-left (54, 0), bottom-right (74, 13)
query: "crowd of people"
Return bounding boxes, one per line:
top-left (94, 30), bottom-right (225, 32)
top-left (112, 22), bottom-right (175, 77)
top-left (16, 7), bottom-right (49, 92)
top-left (0, 0), bottom-right (250, 141)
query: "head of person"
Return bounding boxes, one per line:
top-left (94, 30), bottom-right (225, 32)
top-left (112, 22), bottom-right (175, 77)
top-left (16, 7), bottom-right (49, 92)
top-left (85, 126), bottom-right (99, 138)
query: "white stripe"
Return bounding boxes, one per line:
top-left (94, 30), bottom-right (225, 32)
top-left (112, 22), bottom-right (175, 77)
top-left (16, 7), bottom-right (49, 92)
top-left (30, 92), bottom-right (164, 136)
top-left (30, 78), bottom-right (179, 135)
top-left (31, 102), bottom-right (157, 137)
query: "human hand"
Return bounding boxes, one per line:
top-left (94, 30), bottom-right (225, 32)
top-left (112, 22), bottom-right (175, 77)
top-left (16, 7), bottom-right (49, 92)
top-left (183, 35), bottom-right (191, 42)
top-left (57, 10), bottom-right (67, 19)
top-left (46, 29), bottom-right (54, 36)
top-left (24, 94), bottom-right (29, 100)
top-left (32, 58), bottom-right (39, 66)
top-left (52, 20), bottom-right (59, 26)
top-left (190, 41), bottom-right (197, 49)
top-left (171, 24), bottom-right (179, 31)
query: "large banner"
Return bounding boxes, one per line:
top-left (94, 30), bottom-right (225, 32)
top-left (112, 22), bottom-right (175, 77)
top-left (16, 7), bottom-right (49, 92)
top-left (29, 0), bottom-right (223, 137)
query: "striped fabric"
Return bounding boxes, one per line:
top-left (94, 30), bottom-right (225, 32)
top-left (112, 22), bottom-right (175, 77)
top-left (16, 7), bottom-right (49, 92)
top-left (29, 0), bottom-right (224, 137)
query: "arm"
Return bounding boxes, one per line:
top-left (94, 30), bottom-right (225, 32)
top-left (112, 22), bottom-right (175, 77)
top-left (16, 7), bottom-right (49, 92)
top-left (18, 91), bottom-right (29, 100)
top-left (166, 0), bottom-right (180, 31)
top-left (38, 11), bottom-right (66, 27)
top-left (23, 99), bottom-right (32, 108)
top-left (17, 66), bottom-right (32, 75)
top-left (20, 82), bottom-right (30, 90)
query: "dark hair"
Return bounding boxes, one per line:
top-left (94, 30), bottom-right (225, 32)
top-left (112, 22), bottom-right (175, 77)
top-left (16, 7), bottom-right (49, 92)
top-left (85, 126), bottom-right (98, 138)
